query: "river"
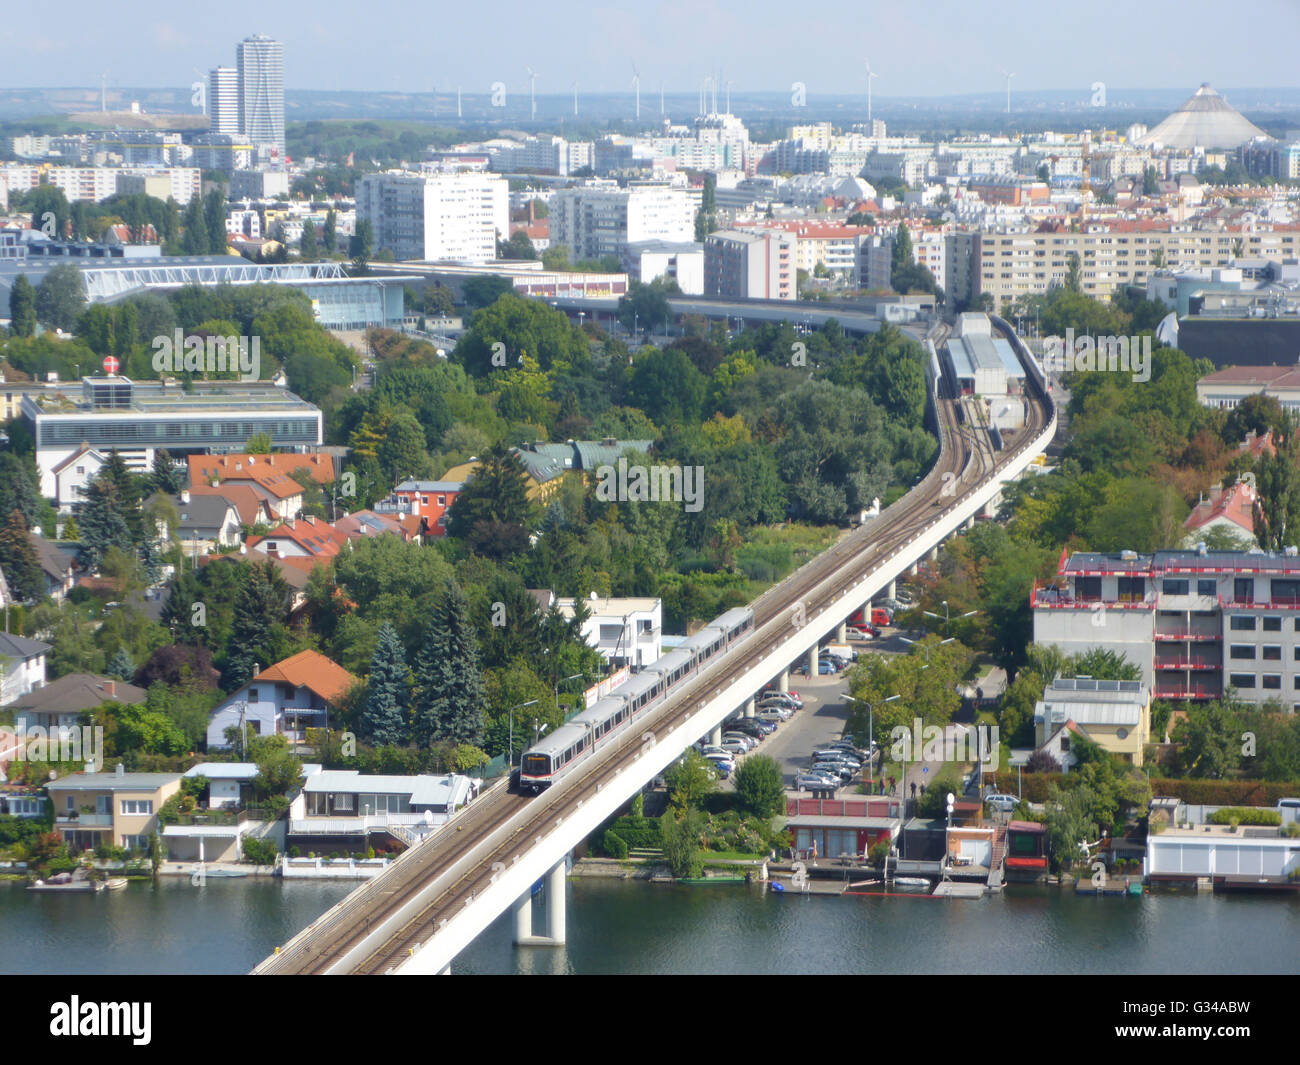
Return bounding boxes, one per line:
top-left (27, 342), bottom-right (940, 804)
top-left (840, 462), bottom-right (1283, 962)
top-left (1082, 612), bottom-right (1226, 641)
top-left (2, 877), bottom-right (1297, 975)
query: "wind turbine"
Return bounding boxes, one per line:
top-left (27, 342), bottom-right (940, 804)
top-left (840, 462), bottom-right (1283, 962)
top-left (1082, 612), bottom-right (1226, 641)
top-left (998, 67), bottom-right (1015, 114)
top-left (632, 65), bottom-right (640, 120)
top-left (725, 80), bottom-right (733, 115)
top-left (703, 75), bottom-right (713, 116)
top-left (660, 80), bottom-right (665, 115)
top-left (572, 80), bottom-right (578, 117)
top-left (525, 66), bottom-right (536, 120)
top-left (865, 59), bottom-right (879, 125)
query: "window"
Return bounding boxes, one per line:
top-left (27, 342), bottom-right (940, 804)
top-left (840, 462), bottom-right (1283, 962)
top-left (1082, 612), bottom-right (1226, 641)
top-left (333, 793), bottom-right (354, 812)
top-left (1197, 579), bottom-right (1216, 596)
top-left (1162, 579), bottom-right (1189, 595)
top-left (1264, 617), bottom-right (1282, 632)
top-left (1230, 616), bottom-right (1256, 631)
top-left (1116, 728), bottom-right (1129, 740)
top-left (1229, 673), bottom-right (1256, 689)
top-left (1234, 577), bottom-right (1254, 602)
top-left (1229, 645), bottom-right (1257, 660)
top-left (1264, 675), bottom-right (1282, 690)
top-left (1264, 646), bottom-right (1282, 661)
top-left (120, 799), bottom-right (153, 816)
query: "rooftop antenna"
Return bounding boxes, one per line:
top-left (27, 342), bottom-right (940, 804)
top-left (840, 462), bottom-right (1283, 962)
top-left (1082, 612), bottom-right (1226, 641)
top-left (572, 80), bottom-right (578, 116)
top-left (525, 66), bottom-right (536, 120)
top-left (725, 80), bottom-right (733, 115)
top-left (632, 64), bottom-right (640, 121)
top-left (865, 59), bottom-right (879, 125)
top-left (998, 67), bottom-right (1016, 115)
top-left (703, 75), bottom-right (713, 116)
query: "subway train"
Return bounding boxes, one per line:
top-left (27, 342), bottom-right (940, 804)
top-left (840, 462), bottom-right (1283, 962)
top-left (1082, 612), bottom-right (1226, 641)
top-left (516, 607), bottom-right (754, 795)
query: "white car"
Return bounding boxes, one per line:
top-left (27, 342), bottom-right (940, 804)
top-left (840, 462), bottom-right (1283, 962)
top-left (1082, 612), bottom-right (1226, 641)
top-left (756, 708), bottom-right (790, 723)
top-left (985, 793), bottom-right (1018, 813)
top-left (718, 737), bottom-right (749, 756)
top-left (722, 732), bottom-right (758, 752)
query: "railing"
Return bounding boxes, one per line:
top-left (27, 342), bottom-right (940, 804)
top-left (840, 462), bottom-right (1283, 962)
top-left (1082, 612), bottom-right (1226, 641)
top-left (1153, 686), bottom-right (1220, 700)
top-left (1154, 659), bottom-right (1222, 670)
top-left (1030, 584), bottom-right (1157, 610)
top-left (288, 812), bottom-right (445, 835)
top-left (1154, 631), bottom-right (1221, 641)
top-left (57, 813), bottom-right (111, 827)
top-left (1220, 597), bottom-right (1300, 612)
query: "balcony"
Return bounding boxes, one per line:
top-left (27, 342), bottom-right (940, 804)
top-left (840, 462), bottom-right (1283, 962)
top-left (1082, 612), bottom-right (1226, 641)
top-left (1153, 630), bottom-right (1221, 642)
top-left (1031, 583), bottom-right (1156, 610)
top-left (1154, 658), bottom-right (1222, 671)
top-left (1153, 685), bottom-right (1220, 701)
top-left (56, 813), bottom-right (111, 828)
top-left (1220, 596), bottom-right (1300, 611)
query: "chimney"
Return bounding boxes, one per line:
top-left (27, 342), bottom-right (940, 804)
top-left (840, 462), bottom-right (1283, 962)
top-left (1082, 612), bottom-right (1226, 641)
top-left (115, 763), bottom-right (125, 778)
top-left (180, 489), bottom-right (191, 504)
top-left (104, 679), bottom-right (116, 697)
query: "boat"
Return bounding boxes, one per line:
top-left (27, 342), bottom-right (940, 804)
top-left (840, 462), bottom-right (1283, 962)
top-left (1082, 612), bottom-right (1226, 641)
top-left (194, 867), bottom-right (249, 879)
top-left (677, 875), bottom-right (746, 884)
top-left (29, 872), bottom-right (105, 893)
top-left (892, 877), bottom-right (932, 888)
top-left (769, 881), bottom-right (786, 893)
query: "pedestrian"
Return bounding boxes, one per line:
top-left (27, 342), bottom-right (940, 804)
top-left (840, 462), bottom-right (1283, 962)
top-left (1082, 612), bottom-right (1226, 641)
top-left (920, 783), bottom-right (926, 798)
top-left (910, 781), bottom-right (917, 799)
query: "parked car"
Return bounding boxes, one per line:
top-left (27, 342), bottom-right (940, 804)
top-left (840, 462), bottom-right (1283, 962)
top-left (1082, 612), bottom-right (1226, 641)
top-left (846, 625), bottom-right (879, 641)
top-left (722, 733), bottom-right (757, 752)
top-left (812, 748), bottom-right (860, 767)
top-left (758, 692), bottom-right (798, 709)
top-left (985, 793), bottom-right (1018, 813)
top-left (756, 708), bottom-right (790, 724)
top-left (745, 718), bottom-right (777, 735)
top-left (729, 720), bottom-right (768, 739)
top-left (703, 751), bottom-right (735, 771)
top-left (811, 762), bottom-right (855, 782)
top-left (756, 700), bottom-right (794, 716)
top-left (796, 772), bottom-right (839, 792)
top-left (698, 744), bottom-right (729, 759)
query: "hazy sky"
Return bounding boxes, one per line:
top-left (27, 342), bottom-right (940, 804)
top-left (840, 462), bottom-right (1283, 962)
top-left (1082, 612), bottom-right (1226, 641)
top-left (8, 0), bottom-right (1299, 98)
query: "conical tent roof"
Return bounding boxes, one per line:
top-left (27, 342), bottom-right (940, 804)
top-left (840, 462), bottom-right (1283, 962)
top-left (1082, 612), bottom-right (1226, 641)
top-left (1139, 84), bottom-right (1270, 149)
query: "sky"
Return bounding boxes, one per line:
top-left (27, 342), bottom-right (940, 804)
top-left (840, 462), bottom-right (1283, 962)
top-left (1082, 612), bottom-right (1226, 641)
top-left (6, 0), bottom-right (1299, 99)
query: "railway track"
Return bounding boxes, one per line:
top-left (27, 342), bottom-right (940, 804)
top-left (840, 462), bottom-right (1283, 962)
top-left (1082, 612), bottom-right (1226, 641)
top-left (257, 342), bottom-right (1050, 976)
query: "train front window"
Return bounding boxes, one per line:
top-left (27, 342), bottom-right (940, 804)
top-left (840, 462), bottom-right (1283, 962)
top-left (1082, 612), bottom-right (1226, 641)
top-left (522, 754), bottom-right (550, 776)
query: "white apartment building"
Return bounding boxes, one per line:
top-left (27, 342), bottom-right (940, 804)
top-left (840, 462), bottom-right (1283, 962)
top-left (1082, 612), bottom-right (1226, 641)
top-left (238, 34), bottom-right (285, 157)
top-left (356, 171), bottom-right (508, 263)
top-left (487, 136), bottom-right (593, 176)
top-left (208, 67), bottom-right (240, 136)
top-left (1034, 548), bottom-right (1300, 708)
top-left (623, 240), bottom-right (704, 295)
top-left (190, 134), bottom-right (255, 173)
top-left (0, 165), bottom-right (201, 206)
top-left (704, 229), bottom-right (795, 301)
top-left (548, 184), bottom-right (696, 261)
top-left (555, 595), bottom-right (662, 671)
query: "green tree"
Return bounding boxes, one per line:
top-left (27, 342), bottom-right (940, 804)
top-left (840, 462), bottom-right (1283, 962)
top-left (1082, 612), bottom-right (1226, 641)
top-left (222, 564), bottom-right (289, 690)
top-left (411, 583), bottom-right (486, 746)
top-left (659, 806), bottom-right (704, 878)
top-left (360, 621), bottom-right (409, 746)
top-left (0, 509), bottom-right (43, 602)
top-left (1043, 780), bottom-right (1098, 874)
top-left (1174, 698), bottom-right (1242, 779)
top-left (323, 209), bottom-right (337, 252)
top-left (9, 274), bottom-right (36, 337)
top-left (732, 754), bottom-right (785, 818)
top-left (34, 265), bottom-right (87, 332)
top-left (445, 443), bottom-right (536, 561)
top-left (203, 188), bottom-right (228, 255)
top-left (664, 750), bottom-right (717, 811)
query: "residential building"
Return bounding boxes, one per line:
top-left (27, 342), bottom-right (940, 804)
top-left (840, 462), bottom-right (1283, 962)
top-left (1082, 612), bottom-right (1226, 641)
top-left (1182, 480), bottom-right (1258, 548)
top-left (356, 171), bottom-right (508, 262)
top-left (245, 515), bottom-right (347, 561)
top-left (155, 489), bottom-right (243, 553)
top-left (0, 632), bottom-right (50, 708)
top-left (554, 594), bottom-right (662, 669)
top-left (784, 795), bottom-right (903, 862)
top-left (1197, 364), bottom-right (1300, 413)
top-left (549, 184), bottom-right (695, 261)
top-left (29, 535), bottom-right (76, 603)
top-left (1033, 677), bottom-right (1151, 767)
top-left (48, 442), bottom-right (107, 512)
top-left (230, 169), bottom-right (290, 200)
top-left (206, 650), bottom-right (358, 749)
top-left (9, 674), bottom-right (146, 736)
top-left (237, 34), bottom-right (286, 157)
top-left (47, 766), bottom-right (181, 853)
top-left (704, 229), bottom-right (795, 301)
top-left (1033, 548), bottom-right (1300, 706)
top-left (623, 240), bottom-right (704, 294)
top-left (24, 378), bottom-right (323, 499)
top-left (375, 479), bottom-right (464, 536)
top-left (288, 770), bottom-right (476, 853)
top-left (208, 66), bottom-right (240, 135)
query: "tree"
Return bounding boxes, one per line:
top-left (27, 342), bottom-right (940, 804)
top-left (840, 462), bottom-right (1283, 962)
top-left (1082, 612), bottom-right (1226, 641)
top-left (1174, 698), bottom-right (1242, 779)
top-left (349, 218), bottom-right (373, 268)
top-left (445, 443), bottom-right (536, 561)
top-left (149, 449), bottom-right (186, 496)
top-left (616, 279), bottom-right (673, 337)
top-left (664, 750), bottom-right (717, 810)
top-left (1064, 252), bottom-right (1082, 293)
top-left (659, 806), bottom-right (705, 878)
top-left (1044, 780), bottom-right (1098, 873)
top-left (411, 583), bottom-right (486, 746)
top-left (107, 648), bottom-right (135, 682)
top-left (9, 274), bottom-right (36, 337)
top-left (203, 188), bottom-right (228, 255)
top-left (299, 220), bottom-right (318, 261)
top-left (360, 622), bottom-right (409, 746)
top-left (34, 265), bottom-right (86, 333)
top-left (222, 564), bottom-right (289, 690)
top-left (498, 230), bottom-right (537, 260)
top-left (323, 209), bottom-right (337, 252)
top-left (0, 510), bottom-right (43, 602)
top-left (732, 755), bottom-right (785, 818)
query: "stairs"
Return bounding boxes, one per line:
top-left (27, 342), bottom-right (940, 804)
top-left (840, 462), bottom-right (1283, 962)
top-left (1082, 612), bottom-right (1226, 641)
top-left (987, 824), bottom-right (1007, 889)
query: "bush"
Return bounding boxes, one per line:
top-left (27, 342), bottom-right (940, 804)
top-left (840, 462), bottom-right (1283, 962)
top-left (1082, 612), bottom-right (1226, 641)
top-left (602, 830), bottom-right (628, 859)
top-left (241, 837), bottom-right (278, 866)
top-left (869, 841), bottom-right (890, 865)
top-left (1210, 807), bottom-right (1282, 826)
top-left (603, 814), bottom-right (660, 850)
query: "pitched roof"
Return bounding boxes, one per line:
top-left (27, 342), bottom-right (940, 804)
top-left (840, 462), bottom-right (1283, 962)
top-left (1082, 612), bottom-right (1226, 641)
top-left (189, 483), bottom-right (272, 526)
top-left (8, 673), bottom-right (146, 713)
top-left (246, 516), bottom-right (347, 557)
top-left (49, 443), bottom-right (105, 477)
top-left (252, 650), bottom-right (356, 705)
top-left (0, 631), bottom-right (51, 661)
top-left (1184, 481), bottom-right (1257, 537)
top-left (188, 452), bottom-right (336, 494)
top-left (28, 535), bottom-right (75, 583)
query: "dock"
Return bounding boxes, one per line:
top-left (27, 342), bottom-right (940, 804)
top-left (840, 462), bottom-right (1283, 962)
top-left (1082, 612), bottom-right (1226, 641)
top-left (931, 881), bottom-right (986, 899)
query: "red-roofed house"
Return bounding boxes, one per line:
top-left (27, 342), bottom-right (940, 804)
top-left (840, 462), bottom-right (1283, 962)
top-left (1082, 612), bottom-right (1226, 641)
top-left (1182, 480), bottom-right (1258, 548)
top-left (245, 515), bottom-right (347, 560)
top-left (206, 650), bottom-right (358, 748)
top-left (188, 453), bottom-right (337, 520)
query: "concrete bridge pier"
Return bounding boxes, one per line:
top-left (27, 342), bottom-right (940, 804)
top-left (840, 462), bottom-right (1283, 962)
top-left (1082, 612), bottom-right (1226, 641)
top-left (885, 580), bottom-right (896, 600)
top-left (777, 669), bottom-right (790, 693)
top-left (907, 562), bottom-right (918, 577)
top-left (743, 698), bottom-right (755, 719)
top-left (805, 646), bottom-right (819, 676)
top-left (710, 724), bottom-right (723, 746)
top-left (926, 546), bottom-right (938, 563)
top-left (512, 858), bottom-right (568, 947)
top-left (835, 620), bottom-right (847, 643)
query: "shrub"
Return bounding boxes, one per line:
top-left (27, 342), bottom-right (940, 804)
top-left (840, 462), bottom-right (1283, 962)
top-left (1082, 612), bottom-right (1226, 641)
top-left (1209, 807), bottom-right (1282, 826)
top-left (869, 841), bottom-right (890, 865)
top-left (241, 837), bottom-right (278, 866)
top-left (602, 830), bottom-right (628, 859)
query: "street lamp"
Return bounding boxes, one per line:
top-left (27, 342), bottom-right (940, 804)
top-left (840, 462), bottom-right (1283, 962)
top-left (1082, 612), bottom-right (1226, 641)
top-left (923, 600), bottom-right (978, 637)
top-left (898, 635), bottom-right (956, 667)
top-left (555, 673), bottom-right (583, 718)
top-left (843, 693), bottom-right (899, 795)
top-left (507, 699), bottom-right (540, 767)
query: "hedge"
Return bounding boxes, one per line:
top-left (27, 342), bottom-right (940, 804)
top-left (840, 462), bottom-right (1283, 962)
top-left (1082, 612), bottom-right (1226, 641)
top-left (1209, 807), bottom-right (1282, 826)
top-left (601, 830), bottom-right (628, 859)
top-left (986, 773), bottom-right (1300, 808)
top-left (602, 814), bottom-right (660, 850)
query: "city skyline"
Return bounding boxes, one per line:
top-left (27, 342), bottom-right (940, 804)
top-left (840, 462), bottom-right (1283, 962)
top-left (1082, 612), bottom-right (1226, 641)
top-left (4, 0), bottom-right (1299, 100)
